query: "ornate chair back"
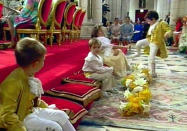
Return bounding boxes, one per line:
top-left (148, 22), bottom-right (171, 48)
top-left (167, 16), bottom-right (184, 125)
top-left (38, 0), bottom-right (53, 27)
top-left (54, 0), bottom-right (67, 28)
top-left (0, 1), bottom-right (3, 18)
top-left (64, 2), bottom-right (76, 28)
top-left (78, 10), bottom-right (86, 29)
top-left (48, 0), bottom-right (67, 45)
top-left (72, 8), bottom-right (82, 29)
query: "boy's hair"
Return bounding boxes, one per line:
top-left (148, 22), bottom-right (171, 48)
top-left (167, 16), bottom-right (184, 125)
top-left (91, 25), bottom-right (102, 38)
top-left (15, 37), bottom-right (46, 67)
top-left (145, 10), bottom-right (159, 20)
top-left (88, 38), bottom-right (101, 48)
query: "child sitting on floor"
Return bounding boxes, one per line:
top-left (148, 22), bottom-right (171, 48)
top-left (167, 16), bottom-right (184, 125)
top-left (82, 38), bottom-right (116, 93)
top-left (0, 37), bottom-right (75, 131)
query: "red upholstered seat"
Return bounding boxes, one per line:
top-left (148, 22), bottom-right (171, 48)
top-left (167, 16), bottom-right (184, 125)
top-left (62, 71), bottom-right (101, 88)
top-left (16, 23), bottom-right (35, 29)
top-left (66, 4), bottom-right (76, 25)
top-left (62, 2), bottom-right (76, 41)
top-left (55, 0), bottom-right (67, 26)
top-left (16, 0), bottom-right (53, 42)
top-left (41, 0), bottom-right (53, 23)
top-left (0, 2), bottom-right (3, 18)
top-left (78, 11), bottom-right (86, 29)
top-left (74, 9), bottom-right (82, 27)
top-left (41, 96), bottom-right (88, 127)
top-left (3, 24), bottom-right (8, 27)
top-left (47, 83), bottom-right (101, 107)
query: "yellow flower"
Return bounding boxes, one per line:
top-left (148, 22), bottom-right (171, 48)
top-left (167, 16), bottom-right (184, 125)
top-left (139, 88), bottom-right (152, 103)
top-left (126, 79), bottom-right (133, 87)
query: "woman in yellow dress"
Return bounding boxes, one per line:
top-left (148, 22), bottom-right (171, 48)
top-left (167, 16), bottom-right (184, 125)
top-left (130, 11), bottom-right (172, 77)
top-left (91, 25), bottom-right (130, 78)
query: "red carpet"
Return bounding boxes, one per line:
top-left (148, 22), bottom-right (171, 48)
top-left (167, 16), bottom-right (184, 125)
top-left (0, 40), bottom-right (127, 91)
top-left (0, 40), bottom-right (89, 91)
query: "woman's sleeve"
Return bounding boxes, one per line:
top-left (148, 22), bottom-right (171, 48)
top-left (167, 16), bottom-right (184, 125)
top-left (0, 79), bottom-right (25, 130)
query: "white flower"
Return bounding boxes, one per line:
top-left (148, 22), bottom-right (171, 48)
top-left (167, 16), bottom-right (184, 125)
top-left (134, 78), bottom-right (146, 86)
top-left (124, 89), bottom-right (132, 100)
top-left (142, 103), bottom-right (151, 113)
top-left (120, 102), bottom-right (128, 110)
top-left (126, 79), bottom-right (132, 87)
top-left (136, 73), bottom-right (146, 79)
top-left (137, 64), bottom-right (146, 70)
top-left (132, 86), bottom-right (143, 93)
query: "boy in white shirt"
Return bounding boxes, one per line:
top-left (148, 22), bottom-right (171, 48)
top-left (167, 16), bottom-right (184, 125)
top-left (82, 38), bottom-right (116, 93)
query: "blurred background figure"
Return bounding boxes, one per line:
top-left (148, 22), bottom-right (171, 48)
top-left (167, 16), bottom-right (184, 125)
top-left (178, 16), bottom-right (187, 54)
top-left (120, 16), bottom-right (134, 45)
top-left (173, 17), bottom-right (183, 47)
top-left (111, 18), bottom-right (120, 44)
top-left (132, 19), bottom-right (143, 42)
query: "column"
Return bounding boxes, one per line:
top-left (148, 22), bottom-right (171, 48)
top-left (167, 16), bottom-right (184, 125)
top-left (121, 0), bottom-right (130, 20)
top-left (78, 0), bottom-right (102, 38)
top-left (170, 0), bottom-right (179, 26)
top-left (154, 0), bottom-right (157, 10)
top-left (129, 0), bottom-right (138, 22)
top-left (92, 0), bottom-right (102, 24)
top-left (156, 0), bottom-right (170, 20)
top-left (3, 0), bottom-right (8, 15)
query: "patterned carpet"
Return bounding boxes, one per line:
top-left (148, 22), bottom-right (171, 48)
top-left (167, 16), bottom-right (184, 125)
top-left (79, 47), bottom-right (187, 131)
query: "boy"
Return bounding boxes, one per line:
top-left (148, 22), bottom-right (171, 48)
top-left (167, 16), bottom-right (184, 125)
top-left (82, 38), bottom-right (116, 93)
top-left (0, 37), bottom-right (75, 131)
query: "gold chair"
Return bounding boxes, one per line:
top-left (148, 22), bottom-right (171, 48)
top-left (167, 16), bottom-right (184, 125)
top-left (16, 0), bottom-right (53, 44)
top-left (77, 10), bottom-right (86, 39)
top-left (48, 0), bottom-right (67, 46)
top-left (62, 2), bottom-right (76, 42)
top-left (70, 8), bottom-right (82, 41)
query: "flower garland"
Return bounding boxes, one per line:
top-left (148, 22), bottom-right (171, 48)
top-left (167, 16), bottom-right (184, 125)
top-left (119, 64), bottom-right (152, 116)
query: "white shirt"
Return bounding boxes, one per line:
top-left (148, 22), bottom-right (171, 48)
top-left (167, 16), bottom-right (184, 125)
top-left (147, 21), bottom-right (159, 35)
top-left (97, 36), bottom-right (113, 57)
top-left (82, 52), bottom-right (113, 73)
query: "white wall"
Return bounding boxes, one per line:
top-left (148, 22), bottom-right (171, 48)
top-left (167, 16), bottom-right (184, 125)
top-left (178, 0), bottom-right (187, 17)
top-left (156, 0), bottom-right (171, 20)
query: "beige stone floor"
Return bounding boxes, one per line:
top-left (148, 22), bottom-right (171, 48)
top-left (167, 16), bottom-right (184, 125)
top-left (78, 125), bottom-right (145, 131)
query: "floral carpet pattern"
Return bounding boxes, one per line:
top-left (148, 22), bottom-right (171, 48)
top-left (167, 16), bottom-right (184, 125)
top-left (80, 48), bottom-right (187, 131)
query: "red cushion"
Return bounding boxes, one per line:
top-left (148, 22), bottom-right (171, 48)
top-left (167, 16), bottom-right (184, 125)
top-left (41, 96), bottom-right (88, 126)
top-left (64, 71), bottom-right (95, 83)
top-left (78, 12), bottom-right (86, 28)
top-left (55, 1), bottom-right (67, 25)
top-left (49, 83), bottom-right (101, 106)
top-left (66, 4), bottom-right (76, 25)
top-left (42, 0), bottom-right (53, 23)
